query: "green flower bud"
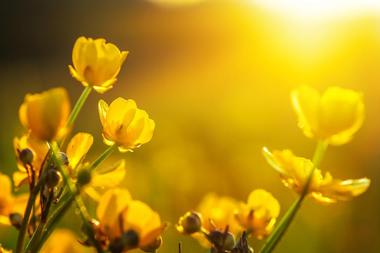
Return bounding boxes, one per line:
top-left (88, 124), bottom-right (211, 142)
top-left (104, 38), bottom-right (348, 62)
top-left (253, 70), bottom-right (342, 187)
top-left (121, 229), bottom-right (139, 250)
top-left (19, 148), bottom-right (33, 165)
top-left (77, 168), bottom-right (92, 187)
top-left (46, 169), bottom-right (62, 188)
top-left (9, 213), bottom-right (23, 229)
top-left (177, 211), bottom-right (202, 234)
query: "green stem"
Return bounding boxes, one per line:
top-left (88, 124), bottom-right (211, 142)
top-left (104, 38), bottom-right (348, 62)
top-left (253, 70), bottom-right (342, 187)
top-left (259, 141), bottom-right (328, 253)
top-left (60, 86), bottom-right (92, 147)
top-left (15, 176), bottom-right (45, 253)
top-left (89, 144), bottom-right (117, 171)
top-left (30, 193), bottom-right (76, 253)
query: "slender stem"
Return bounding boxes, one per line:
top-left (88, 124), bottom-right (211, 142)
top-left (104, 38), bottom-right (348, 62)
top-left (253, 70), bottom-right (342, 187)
top-left (30, 193), bottom-right (76, 253)
top-left (15, 176), bottom-right (45, 253)
top-left (60, 86), bottom-right (92, 147)
top-left (89, 144), bottom-right (117, 171)
top-left (259, 140), bottom-right (328, 253)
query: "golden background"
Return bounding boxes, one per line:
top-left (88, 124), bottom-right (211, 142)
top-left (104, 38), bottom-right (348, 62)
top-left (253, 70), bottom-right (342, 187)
top-left (0, 0), bottom-right (379, 252)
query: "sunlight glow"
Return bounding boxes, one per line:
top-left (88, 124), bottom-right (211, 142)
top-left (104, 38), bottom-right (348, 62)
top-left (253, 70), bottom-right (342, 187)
top-left (252, 0), bottom-right (380, 19)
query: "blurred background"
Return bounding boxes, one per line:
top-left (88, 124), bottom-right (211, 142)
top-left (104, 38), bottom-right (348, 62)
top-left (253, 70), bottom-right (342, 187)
top-left (1, 0), bottom-right (380, 252)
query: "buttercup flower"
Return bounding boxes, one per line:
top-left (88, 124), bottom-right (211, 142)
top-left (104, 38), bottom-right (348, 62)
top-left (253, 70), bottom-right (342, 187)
top-left (40, 229), bottom-right (94, 253)
top-left (291, 86), bottom-right (365, 145)
top-left (13, 134), bottom-right (49, 187)
top-left (19, 87), bottom-right (71, 141)
top-left (65, 132), bottom-right (126, 200)
top-left (69, 37), bottom-right (128, 93)
top-left (98, 98), bottom-right (155, 152)
top-left (263, 148), bottom-right (370, 204)
top-left (0, 245), bottom-right (12, 253)
top-left (96, 189), bottom-right (166, 252)
top-left (0, 173), bottom-right (28, 226)
top-left (235, 189), bottom-right (280, 239)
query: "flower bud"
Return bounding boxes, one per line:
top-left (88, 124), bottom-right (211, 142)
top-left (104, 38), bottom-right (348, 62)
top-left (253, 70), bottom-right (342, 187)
top-left (140, 236), bottom-right (162, 252)
top-left (46, 169), bottom-right (62, 188)
top-left (9, 213), bottom-right (23, 229)
top-left (177, 211), bottom-right (202, 234)
top-left (19, 148), bottom-right (34, 165)
top-left (77, 168), bottom-right (92, 187)
top-left (109, 238), bottom-right (124, 253)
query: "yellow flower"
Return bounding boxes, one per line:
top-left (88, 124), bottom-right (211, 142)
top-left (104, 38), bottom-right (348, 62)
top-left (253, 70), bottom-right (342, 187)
top-left (120, 200), bottom-right (166, 250)
top-left (96, 189), bottom-right (166, 251)
top-left (197, 193), bottom-right (241, 235)
top-left (69, 37), bottom-right (128, 94)
top-left (13, 134), bottom-right (49, 187)
top-left (0, 173), bottom-right (28, 226)
top-left (40, 229), bottom-right (94, 253)
top-left (96, 188), bottom-right (133, 239)
top-left (235, 189), bottom-right (280, 239)
top-left (291, 86), bottom-right (365, 145)
top-left (263, 148), bottom-right (370, 204)
top-left (19, 87), bottom-right (71, 141)
top-left (65, 133), bottom-right (126, 200)
top-left (98, 98), bottom-right (155, 152)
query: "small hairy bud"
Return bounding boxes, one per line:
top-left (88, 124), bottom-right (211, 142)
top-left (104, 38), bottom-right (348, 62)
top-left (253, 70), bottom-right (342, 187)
top-left (46, 169), bottom-right (62, 188)
top-left (77, 168), bottom-right (92, 187)
top-left (208, 230), bottom-right (236, 250)
top-left (9, 213), bottom-right (23, 229)
top-left (178, 211), bottom-right (202, 234)
top-left (19, 148), bottom-right (33, 165)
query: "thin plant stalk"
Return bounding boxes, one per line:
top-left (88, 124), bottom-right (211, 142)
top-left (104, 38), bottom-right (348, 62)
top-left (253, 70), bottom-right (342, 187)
top-left (60, 86), bottom-right (92, 147)
top-left (15, 177), bottom-right (45, 253)
top-left (89, 144), bottom-right (117, 171)
top-left (259, 141), bottom-right (328, 253)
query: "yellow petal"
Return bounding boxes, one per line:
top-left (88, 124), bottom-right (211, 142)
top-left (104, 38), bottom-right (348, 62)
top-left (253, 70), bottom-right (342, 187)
top-left (91, 160), bottom-right (126, 188)
top-left (96, 188), bottom-right (132, 237)
top-left (13, 171), bottom-right (29, 188)
top-left (66, 133), bottom-right (93, 171)
top-left (247, 189), bottom-right (280, 218)
top-left (19, 87), bottom-right (71, 141)
top-left (314, 177), bottom-right (370, 204)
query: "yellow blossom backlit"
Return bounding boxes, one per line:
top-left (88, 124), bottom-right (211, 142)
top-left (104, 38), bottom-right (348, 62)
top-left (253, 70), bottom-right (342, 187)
top-left (66, 133), bottom-right (126, 200)
top-left (96, 188), bottom-right (132, 239)
top-left (98, 98), bottom-right (155, 152)
top-left (263, 148), bottom-right (370, 204)
top-left (291, 86), bottom-right (365, 145)
top-left (19, 87), bottom-right (71, 141)
top-left (69, 37), bottom-right (128, 93)
top-left (235, 189), bottom-right (280, 239)
top-left (0, 173), bottom-right (28, 226)
top-left (13, 134), bottom-right (49, 187)
top-left (120, 200), bottom-right (166, 249)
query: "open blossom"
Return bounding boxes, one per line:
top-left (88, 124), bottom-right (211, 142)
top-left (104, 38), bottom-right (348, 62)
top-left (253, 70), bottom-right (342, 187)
top-left (13, 133), bottom-right (49, 187)
top-left (263, 148), bottom-right (370, 204)
top-left (65, 132), bottom-right (126, 200)
top-left (96, 189), bottom-right (166, 252)
top-left (291, 86), bottom-right (365, 145)
top-left (0, 173), bottom-right (28, 226)
top-left (69, 37), bottom-right (128, 94)
top-left (19, 87), bottom-right (71, 141)
top-left (235, 189), bottom-right (280, 239)
top-left (98, 98), bottom-right (155, 152)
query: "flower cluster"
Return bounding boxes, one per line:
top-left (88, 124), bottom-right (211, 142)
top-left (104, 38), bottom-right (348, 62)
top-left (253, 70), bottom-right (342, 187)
top-left (0, 37), bottom-right (164, 253)
top-left (176, 85), bottom-right (370, 253)
top-left (177, 190), bottom-right (280, 252)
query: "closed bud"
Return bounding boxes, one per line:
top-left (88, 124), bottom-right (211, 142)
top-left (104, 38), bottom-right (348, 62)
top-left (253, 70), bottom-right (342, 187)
top-left (9, 213), bottom-right (23, 229)
top-left (46, 169), bottom-right (62, 188)
top-left (19, 148), bottom-right (33, 165)
top-left (77, 168), bottom-right (92, 187)
top-left (208, 230), bottom-right (236, 250)
top-left (141, 236), bottom-right (162, 252)
top-left (177, 211), bottom-right (202, 234)
top-left (109, 238), bottom-right (124, 253)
